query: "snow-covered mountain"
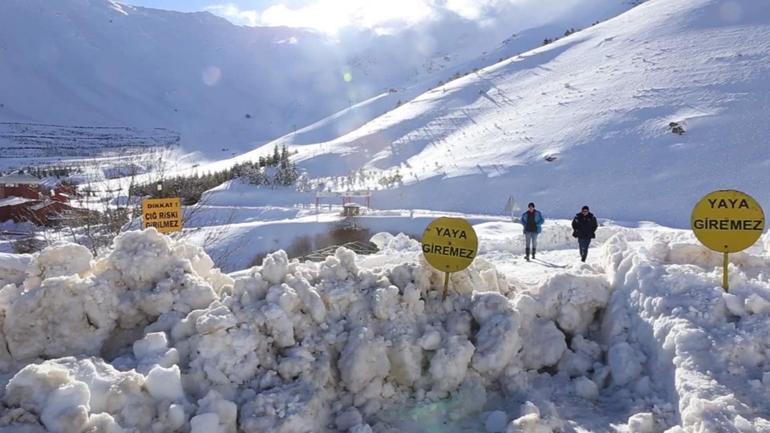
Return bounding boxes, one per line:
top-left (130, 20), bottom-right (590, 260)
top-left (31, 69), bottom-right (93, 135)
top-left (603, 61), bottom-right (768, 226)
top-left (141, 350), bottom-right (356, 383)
top-left (5, 2), bottom-right (770, 433)
top-left (248, 0), bottom-right (769, 227)
top-left (0, 0), bottom-right (632, 158)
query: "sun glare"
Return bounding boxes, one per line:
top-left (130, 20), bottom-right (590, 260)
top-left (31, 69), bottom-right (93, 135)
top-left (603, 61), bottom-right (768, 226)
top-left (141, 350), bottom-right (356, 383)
top-left (259, 0), bottom-right (434, 35)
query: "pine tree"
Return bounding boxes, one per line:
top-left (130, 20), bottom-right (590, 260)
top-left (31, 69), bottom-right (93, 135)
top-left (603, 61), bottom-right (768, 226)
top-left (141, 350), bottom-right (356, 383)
top-left (281, 145), bottom-right (289, 163)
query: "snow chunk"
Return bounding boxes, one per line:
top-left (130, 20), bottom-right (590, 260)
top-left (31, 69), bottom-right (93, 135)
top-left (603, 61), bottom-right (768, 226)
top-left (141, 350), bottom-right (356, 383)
top-left (608, 342), bottom-right (642, 386)
top-left (286, 274), bottom-right (326, 323)
top-left (429, 335), bottom-right (475, 392)
top-left (4, 358), bottom-right (157, 432)
top-left (3, 275), bottom-right (118, 360)
top-left (319, 247), bottom-right (359, 281)
top-left (520, 319), bottom-right (566, 370)
top-left (627, 412), bottom-right (655, 433)
top-left (104, 228), bottom-right (178, 288)
top-left (387, 336), bottom-right (423, 386)
top-left (262, 303), bottom-right (296, 347)
top-left (472, 292), bottom-right (515, 324)
top-left (195, 390), bottom-right (237, 433)
top-left (0, 252), bottom-right (31, 287)
top-left (133, 331), bottom-right (169, 359)
top-left (339, 329), bottom-right (390, 394)
top-left (335, 407), bottom-right (363, 431)
top-left (184, 311), bottom-right (263, 388)
top-left (470, 294), bottom-right (521, 377)
top-left (746, 294), bottom-right (770, 315)
top-left (173, 242), bottom-right (234, 292)
top-left (239, 382), bottom-right (327, 433)
top-left (24, 242), bottom-right (92, 289)
top-left (419, 329), bottom-right (442, 351)
top-left (350, 424), bottom-right (373, 433)
top-left (370, 232), bottom-right (419, 252)
top-left (537, 273), bottom-right (610, 335)
top-left (723, 293), bottom-right (746, 316)
top-left (133, 332), bottom-right (179, 374)
top-left (260, 250), bottom-right (290, 285)
top-left (145, 365), bottom-right (185, 401)
top-left (485, 410), bottom-right (509, 433)
top-left (472, 311), bottom-right (522, 376)
top-left (507, 412), bottom-right (552, 433)
top-left (191, 413), bottom-right (223, 433)
top-left (557, 335), bottom-right (601, 377)
top-left (573, 376), bottom-right (599, 399)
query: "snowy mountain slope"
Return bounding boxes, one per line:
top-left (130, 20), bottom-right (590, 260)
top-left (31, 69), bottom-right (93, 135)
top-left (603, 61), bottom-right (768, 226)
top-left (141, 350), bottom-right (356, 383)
top-left (279, 0), bottom-right (770, 228)
top-left (256, 15), bottom-right (635, 151)
top-left (0, 0), bottom-right (353, 157)
top-left (0, 0), bottom-right (633, 159)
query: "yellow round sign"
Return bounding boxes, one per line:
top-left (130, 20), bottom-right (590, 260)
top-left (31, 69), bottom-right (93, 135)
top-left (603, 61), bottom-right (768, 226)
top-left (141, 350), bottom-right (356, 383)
top-left (422, 217), bottom-right (478, 272)
top-left (691, 190), bottom-right (765, 253)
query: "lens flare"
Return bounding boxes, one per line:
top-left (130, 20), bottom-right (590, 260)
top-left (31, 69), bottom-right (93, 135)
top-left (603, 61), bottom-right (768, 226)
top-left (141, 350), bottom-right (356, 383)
top-left (343, 72), bottom-right (353, 82)
top-left (202, 66), bottom-right (222, 86)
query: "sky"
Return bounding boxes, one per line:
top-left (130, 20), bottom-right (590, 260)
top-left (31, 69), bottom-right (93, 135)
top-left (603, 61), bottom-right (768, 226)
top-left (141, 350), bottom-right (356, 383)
top-left (120, 0), bottom-right (576, 34)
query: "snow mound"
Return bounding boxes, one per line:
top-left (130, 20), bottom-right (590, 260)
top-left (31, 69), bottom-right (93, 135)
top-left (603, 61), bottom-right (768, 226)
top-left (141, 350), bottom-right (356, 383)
top-left (0, 229), bottom-right (611, 432)
top-left (0, 229), bottom-right (232, 370)
top-left (2, 225), bottom-right (770, 432)
top-left (0, 253), bottom-right (32, 288)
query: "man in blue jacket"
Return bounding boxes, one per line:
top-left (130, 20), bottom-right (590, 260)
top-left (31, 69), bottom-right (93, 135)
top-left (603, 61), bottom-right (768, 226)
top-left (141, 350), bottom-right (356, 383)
top-left (520, 202), bottom-right (544, 261)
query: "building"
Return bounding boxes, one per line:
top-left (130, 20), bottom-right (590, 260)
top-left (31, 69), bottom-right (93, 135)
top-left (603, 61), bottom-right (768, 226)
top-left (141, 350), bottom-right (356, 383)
top-left (27, 200), bottom-right (81, 226)
top-left (0, 174), bottom-right (42, 200)
top-left (0, 197), bottom-right (36, 223)
top-left (0, 175), bottom-right (83, 225)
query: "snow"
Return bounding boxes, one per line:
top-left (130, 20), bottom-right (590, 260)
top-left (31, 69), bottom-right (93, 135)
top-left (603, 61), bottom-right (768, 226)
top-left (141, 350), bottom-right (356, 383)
top-left (0, 216), bottom-right (766, 432)
top-left (2, 0), bottom-right (770, 432)
top-left (485, 410), bottom-right (509, 433)
top-left (573, 376), bottom-right (599, 400)
top-left (0, 0), bottom-right (629, 159)
top-left (0, 197), bottom-right (34, 208)
top-left (203, 0), bottom-right (768, 228)
top-left (144, 365), bottom-right (185, 401)
top-left (0, 253), bottom-right (32, 287)
top-left (628, 412), bottom-right (656, 433)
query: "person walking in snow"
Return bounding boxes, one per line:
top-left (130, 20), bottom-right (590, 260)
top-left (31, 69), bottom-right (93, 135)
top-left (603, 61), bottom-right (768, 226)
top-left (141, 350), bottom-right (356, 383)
top-left (520, 202), bottom-right (543, 261)
top-left (572, 205), bottom-right (598, 262)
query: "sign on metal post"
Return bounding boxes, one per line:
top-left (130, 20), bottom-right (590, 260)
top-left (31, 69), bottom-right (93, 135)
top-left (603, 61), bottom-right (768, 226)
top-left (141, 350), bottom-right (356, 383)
top-left (691, 190), bottom-right (765, 291)
top-left (422, 217), bottom-right (478, 298)
top-left (142, 197), bottom-right (182, 234)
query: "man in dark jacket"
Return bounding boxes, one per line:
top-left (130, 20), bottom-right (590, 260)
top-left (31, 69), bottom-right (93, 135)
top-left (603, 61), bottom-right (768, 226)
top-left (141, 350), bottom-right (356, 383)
top-left (571, 205), bottom-right (598, 262)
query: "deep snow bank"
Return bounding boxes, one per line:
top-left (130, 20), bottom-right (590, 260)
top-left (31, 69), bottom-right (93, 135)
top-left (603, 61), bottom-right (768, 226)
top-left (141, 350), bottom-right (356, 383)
top-left (1, 228), bottom-right (769, 432)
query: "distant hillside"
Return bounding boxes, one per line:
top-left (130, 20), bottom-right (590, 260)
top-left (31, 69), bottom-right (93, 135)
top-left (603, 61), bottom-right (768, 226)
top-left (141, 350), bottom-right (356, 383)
top-left (277, 0), bottom-right (770, 227)
top-left (0, 0), bottom-right (631, 158)
top-left (0, 122), bottom-right (178, 158)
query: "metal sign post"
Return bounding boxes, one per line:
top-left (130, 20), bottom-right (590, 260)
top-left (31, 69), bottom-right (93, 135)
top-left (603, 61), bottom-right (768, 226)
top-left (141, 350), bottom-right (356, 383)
top-left (422, 217), bottom-right (478, 298)
top-left (691, 190), bottom-right (765, 291)
top-left (142, 197), bottom-right (183, 234)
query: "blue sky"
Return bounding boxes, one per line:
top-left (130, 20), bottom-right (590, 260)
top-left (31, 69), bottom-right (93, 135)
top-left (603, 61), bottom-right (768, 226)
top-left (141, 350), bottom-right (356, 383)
top-left (122, 1), bottom-right (306, 13)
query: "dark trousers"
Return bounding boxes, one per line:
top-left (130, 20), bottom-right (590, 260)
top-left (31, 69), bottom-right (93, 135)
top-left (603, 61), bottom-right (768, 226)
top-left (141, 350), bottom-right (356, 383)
top-left (578, 238), bottom-right (591, 260)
